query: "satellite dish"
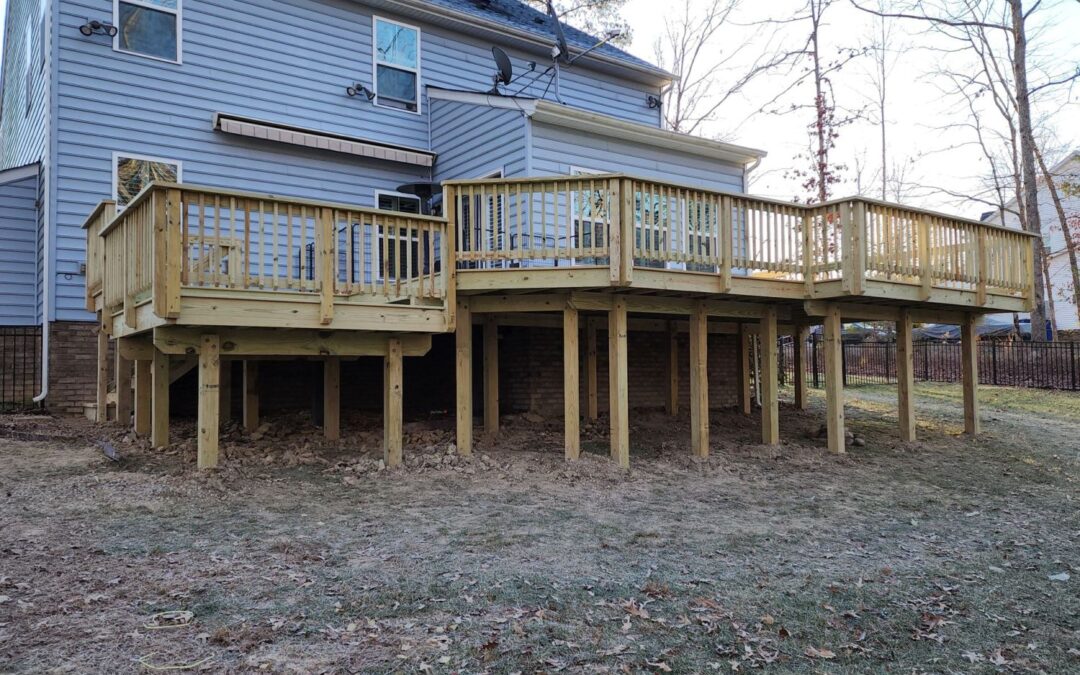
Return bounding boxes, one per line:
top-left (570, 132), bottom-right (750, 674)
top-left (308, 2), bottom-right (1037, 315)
top-left (545, 0), bottom-right (570, 63)
top-left (492, 46), bottom-right (513, 87)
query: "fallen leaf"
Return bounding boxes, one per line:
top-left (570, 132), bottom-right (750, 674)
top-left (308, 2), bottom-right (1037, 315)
top-left (805, 646), bottom-right (836, 659)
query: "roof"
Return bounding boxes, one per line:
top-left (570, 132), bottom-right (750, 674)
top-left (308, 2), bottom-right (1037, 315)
top-left (428, 88), bottom-right (767, 165)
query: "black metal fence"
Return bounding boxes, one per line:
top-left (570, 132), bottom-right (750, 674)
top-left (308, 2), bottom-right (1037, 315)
top-left (1, 327), bottom-right (43, 412)
top-left (780, 335), bottom-right (1080, 391)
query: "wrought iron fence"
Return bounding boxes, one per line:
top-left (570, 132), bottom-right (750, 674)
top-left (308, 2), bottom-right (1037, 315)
top-left (1, 327), bottom-right (43, 412)
top-left (780, 335), bottom-right (1080, 391)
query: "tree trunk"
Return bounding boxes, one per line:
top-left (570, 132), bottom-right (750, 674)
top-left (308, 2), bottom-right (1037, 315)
top-left (1034, 146), bottom-right (1080, 327)
top-left (1009, 0), bottom-right (1047, 340)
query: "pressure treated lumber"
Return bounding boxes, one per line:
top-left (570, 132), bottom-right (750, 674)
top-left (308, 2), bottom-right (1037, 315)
top-left (456, 300), bottom-right (473, 455)
top-left (151, 348), bottom-right (170, 448)
top-left (197, 334), bottom-right (221, 469)
top-left (608, 298), bottom-right (629, 468)
top-left (823, 304), bottom-right (845, 454)
top-left (760, 307), bottom-right (779, 446)
top-left (115, 350), bottom-right (133, 426)
top-left (133, 359), bottom-right (151, 436)
top-left (384, 338), bottom-right (403, 467)
top-left (564, 306), bottom-right (580, 460)
top-left (961, 314), bottom-right (980, 435)
top-left (689, 303), bottom-right (708, 457)
top-left (897, 309), bottom-right (916, 441)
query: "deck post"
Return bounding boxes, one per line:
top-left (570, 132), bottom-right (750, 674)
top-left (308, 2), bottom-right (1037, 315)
top-left (608, 297), bottom-right (629, 468)
top-left (151, 348), bottom-right (169, 447)
top-left (689, 302), bottom-right (709, 457)
top-left (961, 313), bottom-right (980, 435)
top-left (586, 320), bottom-right (599, 421)
top-left (133, 359), bottom-right (151, 436)
top-left (823, 304), bottom-right (845, 454)
top-left (564, 306), bottom-right (580, 459)
top-left (897, 309), bottom-right (916, 441)
top-left (323, 357), bottom-right (340, 441)
top-left (197, 334), bottom-right (221, 469)
top-left (794, 324), bottom-right (809, 410)
top-left (667, 320), bottom-right (679, 416)
top-left (483, 314), bottom-right (499, 440)
top-left (115, 348), bottom-right (133, 426)
top-left (760, 307), bottom-right (779, 445)
top-left (455, 299), bottom-right (473, 455)
top-left (96, 315), bottom-right (108, 422)
top-left (242, 361), bottom-right (259, 432)
top-left (738, 324), bottom-right (752, 416)
top-left (384, 337), bottom-right (404, 467)
top-left (219, 360), bottom-right (232, 424)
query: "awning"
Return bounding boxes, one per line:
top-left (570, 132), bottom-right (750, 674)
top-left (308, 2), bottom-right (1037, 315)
top-left (212, 113), bottom-right (436, 168)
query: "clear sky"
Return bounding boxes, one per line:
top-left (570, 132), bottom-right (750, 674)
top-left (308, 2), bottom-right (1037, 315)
top-left (619, 0), bottom-right (1080, 217)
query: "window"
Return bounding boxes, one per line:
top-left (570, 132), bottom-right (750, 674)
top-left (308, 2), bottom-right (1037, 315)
top-left (372, 16), bottom-right (420, 113)
top-left (114, 0), bottom-right (181, 63)
top-left (113, 153), bottom-right (181, 208)
top-left (375, 191), bottom-right (423, 280)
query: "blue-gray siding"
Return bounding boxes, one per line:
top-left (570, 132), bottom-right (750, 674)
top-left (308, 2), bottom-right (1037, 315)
top-left (430, 99), bottom-right (527, 182)
top-left (0, 173), bottom-right (40, 325)
top-left (1, 0), bottom-right (48, 171)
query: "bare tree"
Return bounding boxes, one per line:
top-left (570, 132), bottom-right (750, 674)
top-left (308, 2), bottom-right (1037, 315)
top-left (1035, 147), bottom-right (1080, 323)
top-left (525, 0), bottom-right (632, 46)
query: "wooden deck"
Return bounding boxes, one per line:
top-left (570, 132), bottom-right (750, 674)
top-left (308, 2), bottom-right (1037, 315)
top-left (83, 175), bottom-right (1038, 470)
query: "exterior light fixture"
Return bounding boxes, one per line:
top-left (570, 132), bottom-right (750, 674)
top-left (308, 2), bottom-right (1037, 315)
top-left (646, 94), bottom-right (662, 109)
top-left (79, 20), bottom-right (118, 37)
top-left (346, 83), bottom-right (376, 101)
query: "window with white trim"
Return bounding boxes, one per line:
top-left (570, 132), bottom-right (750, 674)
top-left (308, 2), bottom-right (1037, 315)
top-left (113, 153), bottom-right (181, 209)
top-left (375, 191), bottom-right (422, 281)
top-left (372, 16), bottom-right (420, 113)
top-left (114, 0), bottom-right (181, 63)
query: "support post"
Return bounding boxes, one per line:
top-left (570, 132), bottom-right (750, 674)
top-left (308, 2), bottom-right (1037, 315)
top-left (483, 314), bottom-right (499, 440)
top-left (760, 307), bottom-right (779, 446)
top-left (586, 321), bottom-right (599, 421)
top-left (96, 317), bottom-right (108, 422)
top-left (689, 302), bottom-right (709, 457)
top-left (197, 334), bottom-right (221, 469)
top-left (133, 360), bottom-right (151, 436)
top-left (151, 348), bottom-right (169, 448)
top-left (384, 337), bottom-right (403, 466)
top-left (961, 313), bottom-right (980, 435)
top-left (667, 320), bottom-right (679, 416)
top-left (794, 324), bottom-right (809, 410)
top-left (897, 308), bottom-right (916, 442)
top-left (824, 304), bottom-right (845, 454)
top-left (115, 349), bottom-right (132, 426)
top-left (323, 357), bottom-right (340, 441)
top-left (243, 361), bottom-right (259, 432)
top-left (455, 299), bottom-right (473, 455)
top-left (738, 324), bottom-right (752, 416)
top-left (564, 306), bottom-right (580, 460)
top-left (219, 360), bottom-right (232, 424)
top-left (608, 297), bottom-right (629, 468)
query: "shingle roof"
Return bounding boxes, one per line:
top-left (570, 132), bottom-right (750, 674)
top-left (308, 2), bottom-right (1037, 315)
top-left (420, 0), bottom-right (664, 74)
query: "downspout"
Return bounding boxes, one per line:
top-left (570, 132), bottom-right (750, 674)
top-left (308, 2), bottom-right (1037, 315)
top-left (34, 1), bottom-right (56, 404)
top-left (742, 157), bottom-right (762, 192)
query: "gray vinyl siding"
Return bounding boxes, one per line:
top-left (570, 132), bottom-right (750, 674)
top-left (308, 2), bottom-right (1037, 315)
top-left (1, 0), bottom-right (48, 171)
top-left (0, 173), bottom-right (40, 325)
top-left (430, 100), bottom-right (527, 182)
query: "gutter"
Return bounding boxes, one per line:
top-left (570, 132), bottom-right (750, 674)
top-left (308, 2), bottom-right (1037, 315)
top-left (34, 1), bottom-right (57, 405)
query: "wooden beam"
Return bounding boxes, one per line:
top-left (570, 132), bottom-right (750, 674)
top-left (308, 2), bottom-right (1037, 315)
top-left (151, 348), bottom-right (170, 448)
top-left (738, 324), bottom-right (752, 416)
top-left (133, 359), bottom-right (151, 436)
top-left (197, 334), bottom-right (221, 469)
top-left (667, 321), bottom-right (679, 417)
top-left (823, 304), bottom-right (845, 454)
top-left (961, 313), bottom-right (980, 435)
top-left (384, 337), bottom-right (404, 466)
top-left (323, 357), bottom-right (340, 441)
top-left (483, 315), bottom-right (499, 440)
top-left (115, 348), bottom-right (133, 427)
top-left (803, 299), bottom-right (967, 325)
top-left (96, 318), bottom-right (108, 423)
top-left (608, 297), bottom-right (629, 468)
top-left (153, 326), bottom-right (432, 357)
top-left (793, 324), bottom-right (809, 410)
top-left (689, 302), bottom-right (708, 458)
top-left (564, 306), bottom-right (580, 460)
top-left (219, 360), bottom-right (232, 424)
top-left (586, 321), bottom-right (599, 421)
top-left (118, 335), bottom-right (154, 361)
top-left (242, 361), bottom-right (259, 432)
top-left (456, 300), bottom-right (473, 456)
top-left (897, 308), bottom-right (916, 442)
top-left (760, 307), bottom-right (779, 446)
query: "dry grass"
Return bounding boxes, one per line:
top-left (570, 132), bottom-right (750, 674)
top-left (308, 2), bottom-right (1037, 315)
top-left (1, 384), bottom-right (1079, 673)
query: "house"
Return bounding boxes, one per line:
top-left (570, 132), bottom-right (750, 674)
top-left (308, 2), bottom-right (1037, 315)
top-left (983, 151), bottom-right (1080, 335)
top-left (0, 0), bottom-right (1036, 468)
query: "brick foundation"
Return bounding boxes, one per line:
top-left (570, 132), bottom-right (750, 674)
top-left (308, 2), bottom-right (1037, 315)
top-left (46, 321), bottom-right (107, 416)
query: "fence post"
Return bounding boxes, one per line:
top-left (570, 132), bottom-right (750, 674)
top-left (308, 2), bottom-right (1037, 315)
top-left (992, 340), bottom-right (998, 386)
top-left (924, 341), bottom-right (930, 381)
top-left (1072, 341), bottom-right (1077, 391)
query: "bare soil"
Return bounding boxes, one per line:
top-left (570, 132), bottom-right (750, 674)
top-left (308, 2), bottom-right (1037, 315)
top-left (1, 384), bottom-right (1078, 673)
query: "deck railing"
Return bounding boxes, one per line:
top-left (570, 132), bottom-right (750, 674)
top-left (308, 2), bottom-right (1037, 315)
top-left (84, 183), bottom-right (449, 326)
top-left (444, 174), bottom-right (1036, 303)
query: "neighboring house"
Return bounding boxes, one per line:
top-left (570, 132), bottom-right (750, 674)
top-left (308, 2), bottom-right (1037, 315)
top-left (984, 151), bottom-right (1080, 333)
top-left (0, 0), bottom-right (760, 412)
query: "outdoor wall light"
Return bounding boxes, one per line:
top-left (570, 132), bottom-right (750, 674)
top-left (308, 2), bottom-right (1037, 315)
top-left (646, 94), bottom-right (662, 109)
top-left (79, 20), bottom-right (118, 37)
top-left (346, 83), bottom-right (376, 101)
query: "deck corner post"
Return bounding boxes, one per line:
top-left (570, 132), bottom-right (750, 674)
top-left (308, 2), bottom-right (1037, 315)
top-left (607, 178), bottom-right (622, 285)
top-left (794, 324), bottom-right (809, 410)
top-left (242, 361), bottom-right (259, 432)
top-left (197, 334), bottom-right (221, 470)
top-left (483, 314), bottom-right (499, 440)
top-left (164, 188), bottom-right (183, 319)
top-left (133, 359), bottom-right (151, 436)
top-left (151, 347), bottom-right (170, 448)
top-left (850, 200), bottom-right (867, 295)
top-left (760, 307), bottom-right (779, 446)
top-left (720, 195), bottom-right (733, 293)
top-left (318, 207), bottom-right (335, 326)
top-left (961, 313), bottom-right (980, 435)
top-left (443, 185), bottom-right (458, 331)
top-left (619, 178), bottom-right (634, 285)
top-left (689, 302), bottom-right (709, 458)
top-left (455, 299), bottom-right (473, 455)
top-left (323, 356), bottom-right (340, 441)
top-left (823, 304), bottom-right (845, 454)
top-left (384, 338), bottom-right (404, 467)
top-left (918, 213), bottom-right (933, 301)
top-left (897, 308), bottom-right (916, 442)
top-left (608, 296), bottom-right (630, 468)
top-left (564, 305), bottom-right (581, 460)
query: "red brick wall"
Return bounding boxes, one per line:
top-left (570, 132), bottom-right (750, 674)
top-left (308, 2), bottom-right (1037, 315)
top-left (46, 321), bottom-right (106, 416)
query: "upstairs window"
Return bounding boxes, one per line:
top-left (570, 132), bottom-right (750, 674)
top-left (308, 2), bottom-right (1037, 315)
top-left (373, 17), bottom-right (420, 113)
top-left (114, 0), bottom-right (181, 63)
top-left (113, 152), bottom-right (181, 209)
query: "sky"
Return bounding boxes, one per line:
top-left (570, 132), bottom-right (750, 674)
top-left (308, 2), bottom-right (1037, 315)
top-left (618, 0), bottom-right (1080, 218)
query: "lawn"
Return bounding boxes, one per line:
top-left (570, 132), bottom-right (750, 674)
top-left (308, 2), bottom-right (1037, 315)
top-left (1, 384), bottom-right (1078, 672)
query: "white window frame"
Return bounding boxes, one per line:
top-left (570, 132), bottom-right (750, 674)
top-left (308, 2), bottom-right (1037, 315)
top-left (569, 166), bottom-right (606, 266)
top-left (112, 151), bottom-right (183, 210)
top-left (113, 0), bottom-right (183, 65)
top-left (373, 189), bottom-right (423, 282)
top-left (371, 15), bottom-right (421, 115)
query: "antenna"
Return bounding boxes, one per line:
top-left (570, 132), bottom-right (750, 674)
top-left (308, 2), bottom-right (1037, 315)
top-left (545, 0), bottom-right (570, 64)
top-left (489, 46), bottom-right (513, 94)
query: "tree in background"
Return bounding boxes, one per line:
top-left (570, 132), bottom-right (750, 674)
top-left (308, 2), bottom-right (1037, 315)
top-left (525, 0), bottom-right (633, 46)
